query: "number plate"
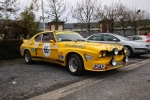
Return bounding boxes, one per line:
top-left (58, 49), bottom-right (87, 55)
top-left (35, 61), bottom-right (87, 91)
top-left (117, 61), bottom-right (123, 66)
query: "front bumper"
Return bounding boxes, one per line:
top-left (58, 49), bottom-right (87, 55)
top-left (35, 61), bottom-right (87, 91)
top-left (134, 48), bottom-right (150, 54)
top-left (84, 55), bottom-right (127, 71)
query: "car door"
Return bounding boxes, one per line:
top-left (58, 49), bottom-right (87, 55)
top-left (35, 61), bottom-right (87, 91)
top-left (35, 32), bottom-right (59, 61)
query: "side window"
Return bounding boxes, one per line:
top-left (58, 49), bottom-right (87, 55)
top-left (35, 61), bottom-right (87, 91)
top-left (88, 35), bottom-right (102, 41)
top-left (103, 34), bottom-right (117, 41)
top-left (35, 34), bottom-right (42, 42)
top-left (103, 34), bottom-right (113, 41)
top-left (131, 37), bottom-right (134, 40)
top-left (131, 37), bottom-right (135, 40)
top-left (87, 36), bottom-right (94, 40)
top-left (138, 37), bottom-right (142, 40)
top-left (42, 33), bottom-right (50, 42)
top-left (42, 33), bottom-right (56, 42)
top-left (127, 37), bottom-right (134, 40)
top-left (134, 37), bottom-right (142, 40)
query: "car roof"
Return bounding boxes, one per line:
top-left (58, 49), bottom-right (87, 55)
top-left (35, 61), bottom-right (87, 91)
top-left (36, 31), bottom-right (78, 35)
top-left (94, 33), bottom-right (123, 37)
top-left (91, 32), bottom-right (116, 35)
top-left (127, 35), bottom-right (147, 37)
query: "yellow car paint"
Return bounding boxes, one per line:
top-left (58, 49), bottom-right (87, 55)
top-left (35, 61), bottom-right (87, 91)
top-left (20, 31), bottom-right (128, 73)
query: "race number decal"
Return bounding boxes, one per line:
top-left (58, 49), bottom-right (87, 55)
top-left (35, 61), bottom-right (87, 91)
top-left (42, 43), bottom-right (51, 57)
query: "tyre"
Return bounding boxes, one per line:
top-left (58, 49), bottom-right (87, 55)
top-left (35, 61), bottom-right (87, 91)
top-left (24, 50), bottom-right (33, 64)
top-left (126, 46), bottom-right (133, 57)
top-left (67, 54), bottom-right (85, 76)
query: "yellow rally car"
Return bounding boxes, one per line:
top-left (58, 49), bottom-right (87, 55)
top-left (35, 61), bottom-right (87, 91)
top-left (20, 31), bottom-right (128, 76)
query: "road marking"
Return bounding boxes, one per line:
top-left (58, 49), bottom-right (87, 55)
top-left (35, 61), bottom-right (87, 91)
top-left (28, 59), bottom-right (150, 100)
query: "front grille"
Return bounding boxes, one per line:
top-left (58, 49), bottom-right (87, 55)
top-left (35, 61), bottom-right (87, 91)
top-left (106, 51), bottom-right (124, 57)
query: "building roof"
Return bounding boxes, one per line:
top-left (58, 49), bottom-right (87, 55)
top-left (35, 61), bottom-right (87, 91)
top-left (50, 19), bottom-right (64, 22)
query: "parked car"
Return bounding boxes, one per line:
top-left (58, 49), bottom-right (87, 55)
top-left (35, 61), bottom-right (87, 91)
top-left (20, 31), bottom-right (128, 76)
top-left (86, 33), bottom-right (150, 57)
top-left (126, 35), bottom-right (150, 44)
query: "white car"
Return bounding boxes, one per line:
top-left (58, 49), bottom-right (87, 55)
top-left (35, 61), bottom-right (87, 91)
top-left (86, 33), bottom-right (150, 57)
top-left (126, 35), bottom-right (150, 44)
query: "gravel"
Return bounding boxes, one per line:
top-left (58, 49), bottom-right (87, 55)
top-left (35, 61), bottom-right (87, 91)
top-left (0, 56), bottom-right (147, 100)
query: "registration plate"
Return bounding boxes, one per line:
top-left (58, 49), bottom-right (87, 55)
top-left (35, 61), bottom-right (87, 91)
top-left (116, 61), bottom-right (123, 66)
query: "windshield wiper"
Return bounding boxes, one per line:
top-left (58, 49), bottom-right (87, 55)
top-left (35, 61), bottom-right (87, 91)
top-left (75, 39), bottom-right (85, 41)
top-left (61, 39), bottom-right (73, 41)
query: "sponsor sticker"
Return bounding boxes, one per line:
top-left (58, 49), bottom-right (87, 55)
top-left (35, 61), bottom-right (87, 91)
top-left (30, 48), bottom-right (35, 52)
top-left (64, 44), bottom-right (86, 49)
top-left (58, 55), bottom-right (64, 59)
top-left (52, 45), bottom-right (58, 49)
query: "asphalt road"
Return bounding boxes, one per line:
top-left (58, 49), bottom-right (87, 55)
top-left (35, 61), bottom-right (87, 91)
top-left (0, 55), bottom-right (150, 100)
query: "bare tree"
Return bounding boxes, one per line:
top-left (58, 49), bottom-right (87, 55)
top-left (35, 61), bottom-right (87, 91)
top-left (0, 0), bottom-right (21, 39)
top-left (45, 0), bottom-right (70, 30)
top-left (136, 10), bottom-right (150, 33)
top-left (127, 8), bottom-right (143, 35)
top-left (71, 0), bottom-right (100, 36)
top-left (103, 1), bottom-right (121, 33)
top-left (115, 2), bottom-right (130, 35)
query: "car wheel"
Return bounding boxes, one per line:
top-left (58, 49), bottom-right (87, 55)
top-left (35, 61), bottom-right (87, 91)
top-left (67, 54), bottom-right (85, 76)
top-left (24, 50), bottom-right (33, 64)
top-left (126, 46), bottom-right (133, 57)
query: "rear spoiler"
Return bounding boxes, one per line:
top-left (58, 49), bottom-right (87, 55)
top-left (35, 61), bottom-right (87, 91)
top-left (23, 39), bottom-right (29, 43)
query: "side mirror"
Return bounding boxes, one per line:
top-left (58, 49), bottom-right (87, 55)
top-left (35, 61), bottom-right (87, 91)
top-left (50, 40), bottom-right (55, 44)
top-left (113, 38), bottom-right (119, 42)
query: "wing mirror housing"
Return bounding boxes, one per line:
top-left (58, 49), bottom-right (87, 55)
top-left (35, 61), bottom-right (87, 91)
top-left (113, 38), bottom-right (120, 42)
top-left (50, 40), bottom-right (55, 44)
top-left (113, 38), bottom-right (117, 41)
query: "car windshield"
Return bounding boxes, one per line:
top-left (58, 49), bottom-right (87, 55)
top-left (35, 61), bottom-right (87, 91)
top-left (56, 33), bottom-right (85, 42)
top-left (113, 34), bottom-right (131, 41)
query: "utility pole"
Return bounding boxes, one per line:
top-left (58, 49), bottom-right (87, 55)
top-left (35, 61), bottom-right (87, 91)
top-left (136, 10), bottom-right (141, 35)
top-left (41, 0), bottom-right (45, 31)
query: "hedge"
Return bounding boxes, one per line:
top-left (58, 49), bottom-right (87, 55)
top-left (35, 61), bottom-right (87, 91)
top-left (0, 39), bottom-right (23, 60)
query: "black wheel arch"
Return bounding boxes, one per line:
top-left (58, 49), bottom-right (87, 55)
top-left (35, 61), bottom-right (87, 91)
top-left (124, 45), bottom-right (133, 57)
top-left (23, 49), bottom-right (31, 57)
top-left (65, 52), bottom-right (84, 66)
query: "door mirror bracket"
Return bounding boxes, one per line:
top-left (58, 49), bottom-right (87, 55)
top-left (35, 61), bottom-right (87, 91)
top-left (50, 40), bottom-right (55, 45)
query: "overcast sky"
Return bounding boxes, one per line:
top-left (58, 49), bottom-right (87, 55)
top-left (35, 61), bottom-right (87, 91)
top-left (65, 0), bottom-right (150, 11)
top-left (36, 0), bottom-right (150, 22)
top-left (101, 0), bottom-right (150, 11)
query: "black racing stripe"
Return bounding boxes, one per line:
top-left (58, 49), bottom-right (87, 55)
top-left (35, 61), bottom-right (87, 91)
top-left (57, 60), bottom-right (64, 63)
top-left (32, 56), bottom-right (44, 59)
top-left (32, 56), bottom-right (64, 63)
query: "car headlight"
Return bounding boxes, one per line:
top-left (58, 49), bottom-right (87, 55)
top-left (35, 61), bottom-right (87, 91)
top-left (113, 48), bottom-right (118, 55)
top-left (110, 58), bottom-right (117, 66)
top-left (122, 47), bottom-right (127, 54)
top-left (99, 51), bottom-right (106, 58)
top-left (123, 55), bottom-right (128, 62)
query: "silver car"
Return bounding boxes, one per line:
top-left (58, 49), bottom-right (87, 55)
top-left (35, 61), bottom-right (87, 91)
top-left (126, 35), bottom-right (150, 45)
top-left (86, 33), bottom-right (150, 57)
